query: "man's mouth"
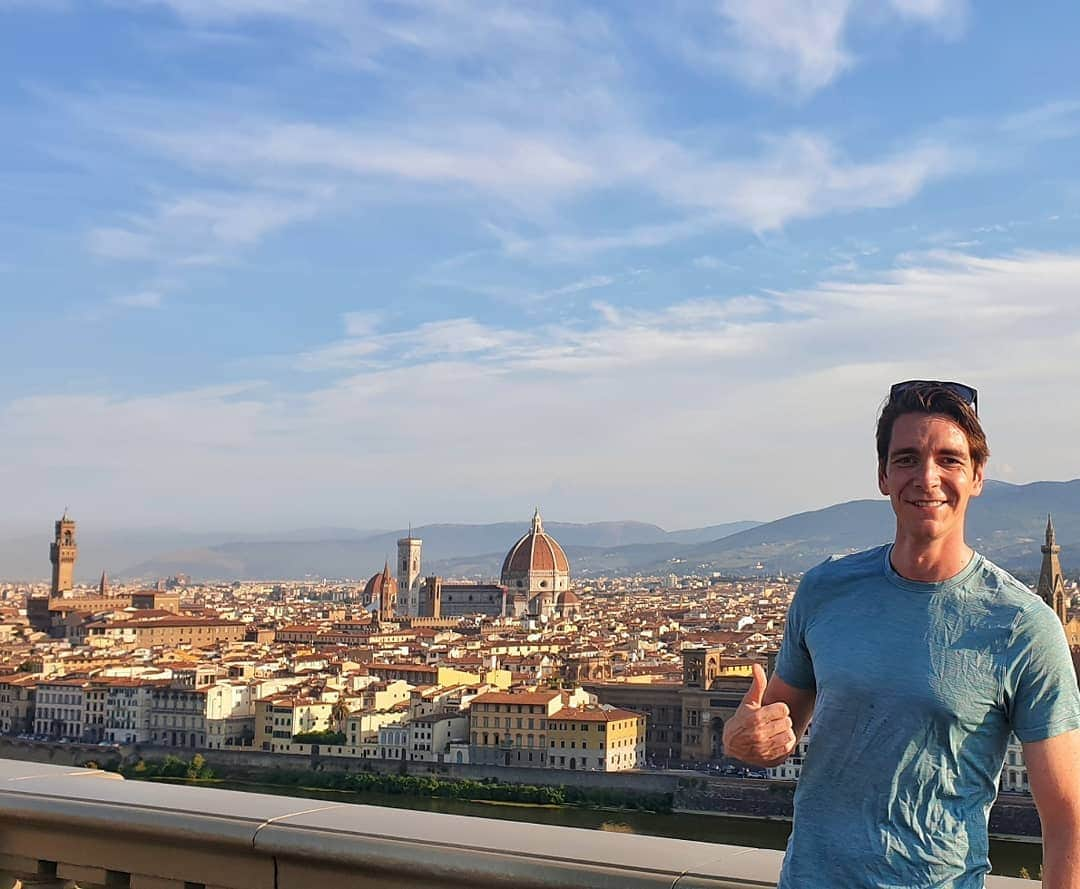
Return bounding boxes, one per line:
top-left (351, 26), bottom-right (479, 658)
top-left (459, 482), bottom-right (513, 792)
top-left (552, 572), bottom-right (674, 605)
top-left (908, 499), bottom-right (948, 508)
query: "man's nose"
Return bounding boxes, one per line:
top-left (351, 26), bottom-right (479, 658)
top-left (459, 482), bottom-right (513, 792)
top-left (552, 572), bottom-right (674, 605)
top-left (917, 459), bottom-right (941, 488)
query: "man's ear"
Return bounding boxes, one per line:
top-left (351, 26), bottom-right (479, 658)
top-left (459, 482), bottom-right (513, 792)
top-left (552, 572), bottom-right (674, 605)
top-left (971, 460), bottom-right (986, 498)
top-left (878, 463), bottom-right (890, 496)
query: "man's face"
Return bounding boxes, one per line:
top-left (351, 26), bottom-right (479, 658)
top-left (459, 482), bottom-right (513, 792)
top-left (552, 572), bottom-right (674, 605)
top-left (878, 412), bottom-right (985, 542)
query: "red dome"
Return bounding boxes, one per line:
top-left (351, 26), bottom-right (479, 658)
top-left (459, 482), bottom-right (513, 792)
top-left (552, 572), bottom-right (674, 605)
top-left (501, 509), bottom-right (570, 578)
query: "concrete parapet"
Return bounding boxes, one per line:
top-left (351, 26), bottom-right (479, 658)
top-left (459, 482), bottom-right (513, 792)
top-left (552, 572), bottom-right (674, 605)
top-left (0, 757), bottom-right (1037, 888)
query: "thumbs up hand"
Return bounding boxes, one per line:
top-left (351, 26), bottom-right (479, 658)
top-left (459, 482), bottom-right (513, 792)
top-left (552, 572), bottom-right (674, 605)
top-left (721, 664), bottom-right (798, 768)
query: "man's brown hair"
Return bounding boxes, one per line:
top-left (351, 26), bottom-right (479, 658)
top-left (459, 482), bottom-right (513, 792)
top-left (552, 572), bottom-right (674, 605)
top-left (876, 382), bottom-right (989, 473)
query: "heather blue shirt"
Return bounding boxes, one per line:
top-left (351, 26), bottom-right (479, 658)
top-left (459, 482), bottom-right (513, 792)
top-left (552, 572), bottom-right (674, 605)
top-left (776, 545), bottom-right (1080, 888)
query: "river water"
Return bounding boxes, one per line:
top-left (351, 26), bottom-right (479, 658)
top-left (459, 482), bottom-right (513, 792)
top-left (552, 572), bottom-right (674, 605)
top-left (196, 779), bottom-right (1041, 879)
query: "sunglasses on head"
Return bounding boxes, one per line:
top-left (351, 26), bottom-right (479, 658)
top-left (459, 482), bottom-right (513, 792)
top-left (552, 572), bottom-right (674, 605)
top-left (889, 380), bottom-right (978, 416)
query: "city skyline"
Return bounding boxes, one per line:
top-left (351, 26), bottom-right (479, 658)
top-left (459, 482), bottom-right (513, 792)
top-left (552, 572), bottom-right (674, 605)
top-left (4, 3), bottom-right (1080, 531)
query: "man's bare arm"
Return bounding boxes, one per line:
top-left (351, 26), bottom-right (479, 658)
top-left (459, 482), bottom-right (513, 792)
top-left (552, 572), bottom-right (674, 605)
top-left (1024, 729), bottom-right (1080, 889)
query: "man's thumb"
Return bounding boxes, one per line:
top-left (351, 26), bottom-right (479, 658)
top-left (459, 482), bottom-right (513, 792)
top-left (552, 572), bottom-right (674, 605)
top-left (742, 663), bottom-right (767, 708)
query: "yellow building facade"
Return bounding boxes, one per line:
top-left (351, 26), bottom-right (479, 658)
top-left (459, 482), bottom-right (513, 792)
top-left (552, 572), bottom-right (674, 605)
top-left (546, 706), bottom-right (646, 772)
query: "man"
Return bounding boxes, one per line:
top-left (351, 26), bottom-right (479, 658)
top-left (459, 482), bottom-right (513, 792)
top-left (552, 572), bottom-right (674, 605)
top-left (723, 380), bottom-right (1080, 887)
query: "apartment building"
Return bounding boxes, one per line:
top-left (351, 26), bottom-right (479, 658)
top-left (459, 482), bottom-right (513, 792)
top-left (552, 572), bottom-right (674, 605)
top-left (468, 688), bottom-right (592, 767)
top-left (34, 679), bottom-right (87, 739)
top-left (103, 679), bottom-right (160, 744)
top-left (150, 684), bottom-right (208, 748)
top-left (204, 681), bottom-right (256, 749)
top-left (255, 695), bottom-right (334, 752)
top-left (0, 675), bottom-right (37, 735)
top-left (407, 712), bottom-right (468, 763)
top-left (546, 706), bottom-right (646, 772)
top-left (378, 722), bottom-right (408, 760)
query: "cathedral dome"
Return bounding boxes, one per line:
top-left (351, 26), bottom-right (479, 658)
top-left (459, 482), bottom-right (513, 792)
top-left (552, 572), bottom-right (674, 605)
top-left (503, 512), bottom-right (574, 578)
top-left (500, 509), bottom-right (571, 615)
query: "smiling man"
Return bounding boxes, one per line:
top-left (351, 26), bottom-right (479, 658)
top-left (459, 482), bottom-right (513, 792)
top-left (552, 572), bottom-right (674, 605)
top-left (723, 380), bottom-right (1080, 887)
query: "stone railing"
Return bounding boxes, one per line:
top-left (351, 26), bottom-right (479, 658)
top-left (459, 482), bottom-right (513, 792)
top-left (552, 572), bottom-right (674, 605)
top-left (0, 759), bottom-right (1036, 888)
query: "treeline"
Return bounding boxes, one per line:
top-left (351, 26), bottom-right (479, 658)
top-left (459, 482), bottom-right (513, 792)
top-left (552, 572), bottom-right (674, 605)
top-left (258, 767), bottom-right (672, 812)
top-left (292, 730), bottom-right (346, 745)
top-left (121, 755), bottom-right (670, 812)
top-left (121, 754), bottom-right (214, 780)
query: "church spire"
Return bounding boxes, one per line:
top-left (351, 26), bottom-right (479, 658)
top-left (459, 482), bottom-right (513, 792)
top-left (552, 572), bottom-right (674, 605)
top-left (532, 507), bottom-right (544, 535)
top-left (99, 571), bottom-right (108, 597)
top-left (1037, 512), bottom-right (1068, 626)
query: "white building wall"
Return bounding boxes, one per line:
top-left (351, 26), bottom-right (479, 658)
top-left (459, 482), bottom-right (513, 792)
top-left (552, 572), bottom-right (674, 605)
top-left (397, 537), bottom-right (422, 617)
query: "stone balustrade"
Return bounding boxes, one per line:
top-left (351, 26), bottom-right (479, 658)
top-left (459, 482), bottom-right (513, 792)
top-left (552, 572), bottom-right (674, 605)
top-left (0, 759), bottom-right (1036, 888)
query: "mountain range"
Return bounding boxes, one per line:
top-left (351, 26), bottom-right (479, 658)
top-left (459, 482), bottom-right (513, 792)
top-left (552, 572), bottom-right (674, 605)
top-left (2, 479), bottom-right (1076, 583)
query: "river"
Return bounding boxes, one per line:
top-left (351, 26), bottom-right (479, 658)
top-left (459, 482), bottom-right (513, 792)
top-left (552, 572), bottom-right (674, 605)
top-left (193, 779), bottom-right (1042, 879)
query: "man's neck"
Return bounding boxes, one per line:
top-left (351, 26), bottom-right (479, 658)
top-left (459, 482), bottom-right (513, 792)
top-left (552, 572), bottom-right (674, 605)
top-left (890, 533), bottom-right (974, 583)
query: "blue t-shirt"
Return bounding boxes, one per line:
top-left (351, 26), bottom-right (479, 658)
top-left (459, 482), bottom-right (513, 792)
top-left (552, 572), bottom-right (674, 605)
top-left (776, 545), bottom-right (1080, 888)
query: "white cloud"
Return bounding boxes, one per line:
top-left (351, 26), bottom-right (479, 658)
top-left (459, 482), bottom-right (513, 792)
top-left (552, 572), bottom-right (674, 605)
top-left (8, 249), bottom-right (1080, 528)
top-left (655, 133), bottom-right (955, 231)
top-left (87, 185), bottom-right (331, 265)
top-left (138, 121), bottom-right (598, 200)
top-left (659, 0), bottom-right (968, 97)
top-left (112, 290), bottom-right (164, 308)
top-left (343, 312), bottom-right (382, 338)
top-left (1000, 100), bottom-right (1080, 142)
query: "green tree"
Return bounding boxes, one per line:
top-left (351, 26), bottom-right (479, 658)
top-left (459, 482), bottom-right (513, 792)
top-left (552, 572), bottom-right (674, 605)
top-left (330, 699), bottom-right (351, 735)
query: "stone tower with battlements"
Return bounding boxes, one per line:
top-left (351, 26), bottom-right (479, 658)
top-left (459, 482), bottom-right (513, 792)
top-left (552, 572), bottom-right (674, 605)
top-left (397, 533), bottom-right (422, 617)
top-left (1037, 513), bottom-right (1069, 626)
top-left (49, 512), bottom-right (77, 596)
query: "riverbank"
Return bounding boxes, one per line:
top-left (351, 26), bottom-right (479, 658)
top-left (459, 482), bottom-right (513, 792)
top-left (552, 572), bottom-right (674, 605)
top-left (120, 758), bottom-right (674, 812)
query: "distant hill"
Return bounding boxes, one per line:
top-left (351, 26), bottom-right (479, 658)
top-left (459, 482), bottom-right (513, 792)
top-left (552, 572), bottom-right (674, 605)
top-left (634, 479), bottom-right (1080, 580)
top-left (664, 521), bottom-right (762, 544)
top-left (120, 519), bottom-right (755, 582)
top-left (4, 478), bottom-right (1076, 583)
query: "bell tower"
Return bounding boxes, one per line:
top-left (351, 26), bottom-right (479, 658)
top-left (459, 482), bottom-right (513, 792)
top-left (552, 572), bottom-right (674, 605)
top-left (1037, 513), bottom-right (1069, 626)
top-left (397, 532), bottom-right (422, 616)
top-left (50, 511), bottom-right (78, 596)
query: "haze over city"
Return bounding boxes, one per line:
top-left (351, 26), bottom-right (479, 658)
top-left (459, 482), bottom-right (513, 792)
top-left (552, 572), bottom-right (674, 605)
top-left (4, 2), bottom-right (1080, 534)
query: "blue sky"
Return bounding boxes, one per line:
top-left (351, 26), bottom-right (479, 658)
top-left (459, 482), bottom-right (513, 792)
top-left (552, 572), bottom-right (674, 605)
top-left (3, 0), bottom-right (1080, 533)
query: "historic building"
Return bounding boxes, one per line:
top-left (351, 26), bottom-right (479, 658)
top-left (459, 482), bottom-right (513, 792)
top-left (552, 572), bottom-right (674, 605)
top-left (49, 511), bottom-right (77, 596)
top-left (584, 647), bottom-right (753, 766)
top-left (397, 534), bottom-right (423, 617)
top-left (364, 562), bottom-right (398, 624)
top-left (418, 577), bottom-right (507, 619)
top-left (1038, 514), bottom-right (1070, 627)
top-left (500, 509), bottom-right (570, 620)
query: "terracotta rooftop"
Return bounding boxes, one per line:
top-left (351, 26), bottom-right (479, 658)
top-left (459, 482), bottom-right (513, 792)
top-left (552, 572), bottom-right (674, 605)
top-left (550, 706), bottom-right (643, 723)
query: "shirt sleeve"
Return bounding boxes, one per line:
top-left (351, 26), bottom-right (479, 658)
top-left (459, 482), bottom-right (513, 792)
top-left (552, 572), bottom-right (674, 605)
top-left (776, 569), bottom-right (817, 691)
top-left (1004, 600), bottom-right (1080, 743)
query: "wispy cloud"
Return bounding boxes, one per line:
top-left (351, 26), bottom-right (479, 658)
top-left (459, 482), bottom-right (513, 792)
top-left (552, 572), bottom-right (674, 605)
top-left (9, 248), bottom-right (1080, 527)
top-left (43, 0), bottom-right (966, 277)
top-left (111, 290), bottom-right (164, 308)
top-left (1000, 100), bottom-right (1080, 141)
top-left (656, 0), bottom-right (968, 97)
top-left (87, 184), bottom-right (332, 265)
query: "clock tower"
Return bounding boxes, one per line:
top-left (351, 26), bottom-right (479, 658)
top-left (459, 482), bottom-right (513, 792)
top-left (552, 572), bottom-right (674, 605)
top-left (50, 511), bottom-right (78, 596)
top-left (397, 533), bottom-right (422, 616)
